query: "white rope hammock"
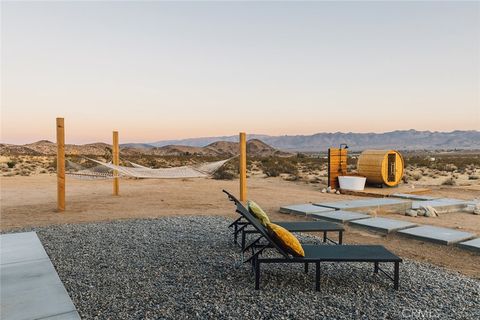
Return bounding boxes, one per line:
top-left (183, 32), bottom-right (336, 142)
top-left (66, 157), bottom-right (234, 179)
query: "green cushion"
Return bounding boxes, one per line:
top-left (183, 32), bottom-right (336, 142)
top-left (247, 200), bottom-right (271, 226)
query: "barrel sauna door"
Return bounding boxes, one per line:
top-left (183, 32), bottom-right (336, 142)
top-left (387, 153), bottom-right (396, 182)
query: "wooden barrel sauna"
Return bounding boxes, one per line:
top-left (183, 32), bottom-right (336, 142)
top-left (357, 150), bottom-right (404, 187)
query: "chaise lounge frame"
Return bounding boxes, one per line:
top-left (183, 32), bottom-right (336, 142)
top-left (234, 202), bottom-right (402, 291)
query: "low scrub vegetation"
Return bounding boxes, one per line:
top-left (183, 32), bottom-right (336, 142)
top-left (1, 152), bottom-right (479, 190)
top-left (441, 177), bottom-right (456, 186)
top-left (259, 157), bottom-right (298, 177)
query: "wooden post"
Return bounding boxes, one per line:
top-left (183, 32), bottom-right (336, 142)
top-left (112, 131), bottom-right (120, 195)
top-left (239, 132), bottom-right (247, 202)
top-left (56, 118), bottom-right (65, 212)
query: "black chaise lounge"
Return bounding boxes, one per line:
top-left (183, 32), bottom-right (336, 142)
top-left (234, 201), bottom-right (402, 291)
top-left (223, 190), bottom-right (345, 249)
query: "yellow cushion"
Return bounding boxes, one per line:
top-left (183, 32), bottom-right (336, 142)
top-left (266, 222), bottom-right (305, 257)
top-left (247, 200), bottom-right (270, 226)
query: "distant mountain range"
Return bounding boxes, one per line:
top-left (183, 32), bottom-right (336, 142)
top-left (137, 130), bottom-right (479, 151)
top-left (2, 130), bottom-right (478, 157)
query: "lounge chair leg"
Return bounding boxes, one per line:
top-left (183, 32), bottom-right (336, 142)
top-left (234, 224), bottom-right (238, 243)
top-left (315, 262), bottom-right (321, 291)
top-left (241, 230), bottom-right (246, 251)
top-left (304, 263), bottom-right (308, 274)
top-left (339, 231), bottom-right (343, 244)
top-left (323, 232), bottom-right (327, 243)
top-left (394, 262), bottom-right (400, 290)
top-left (374, 262), bottom-right (379, 274)
top-left (255, 257), bottom-right (260, 290)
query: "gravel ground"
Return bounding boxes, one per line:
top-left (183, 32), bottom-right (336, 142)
top-left (25, 216), bottom-right (479, 319)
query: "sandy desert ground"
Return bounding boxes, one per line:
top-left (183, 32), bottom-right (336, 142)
top-left (1, 174), bottom-right (479, 279)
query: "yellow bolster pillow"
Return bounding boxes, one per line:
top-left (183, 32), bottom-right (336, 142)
top-left (266, 222), bottom-right (305, 257)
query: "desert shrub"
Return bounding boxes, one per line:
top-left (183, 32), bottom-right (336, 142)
top-left (103, 147), bottom-right (113, 162)
top-left (146, 158), bottom-right (158, 168)
top-left (263, 166), bottom-right (280, 177)
top-left (468, 175), bottom-right (479, 180)
top-left (213, 166), bottom-right (237, 180)
top-left (442, 177), bottom-right (456, 186)
top-left (260, 157), bottom-right (298, 177)
top-left (284, 174), bottom-right (299, 181)
top-left (6, 161), bottom-right (16, 168)
top-left (444, 164), bottom-right (457, 172)
top-left (212, 158), bottom-right (239, 180)
top-left (412, 172), bottom-right (422, 181)
top-left (48, 158), bottom-right (57, 169)
top-left (19, 169), bottom-right (30, 176)
top-left (309, 177), bottom-right (321, 184)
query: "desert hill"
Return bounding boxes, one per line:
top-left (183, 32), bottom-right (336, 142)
top-left (19, 140), bottom-right (111, 156)
top-left (0, 144), bottom-right (43, 156)
top-left (1, 139), bottom-right (290, 157)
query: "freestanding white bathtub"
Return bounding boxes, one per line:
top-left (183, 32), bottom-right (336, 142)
top-left (338, 176), bottom-right (366, 191)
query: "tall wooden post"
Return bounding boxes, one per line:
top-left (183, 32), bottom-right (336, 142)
top-left (56, 118), bottom-right (65, 212)
top-left (112, 131), bottom-right (120, 195)
top-left (239, 132), bottom-right (247, 202)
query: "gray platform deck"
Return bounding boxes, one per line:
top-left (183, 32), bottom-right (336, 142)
top-left (411, 198), bottom-right (469, 212)
top-left (458, 238), bottom-right (480, 253)
top-left (0, 232), bottom-right (80, 320)
top-left (310, 210), bottom-right (371, 223)
top-left (314, 198), bottom-right (409, 212)
top-left (398, 226), bottom-right (475, 245)
top-left (349, 217), bottom-right (417, 234)
top-left (279, 204), bottom-right (335, 216)
top-left (391, 193), bottom-right (438, 201)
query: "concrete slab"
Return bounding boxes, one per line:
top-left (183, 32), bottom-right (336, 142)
top-left (314, 198), bottom-right (410, 213)
top-left (279, 204), bottom-right (335, 216)
top-left (310, 210), bottom-right (371, 223)
top-left (398, 226), bottom-right (475, 245)
top-left (1, 232), bottom-right (48, 265)
top-left (411, 198), bottom-right (469, 212)
top-left (391, 193), bottom-right (438, 201)
top-left (458, 238), bottom-right (480, 253)
top-left (349, 217), bottom-right (417, 234)
top-left (0, 232), bottom-right (80, 320)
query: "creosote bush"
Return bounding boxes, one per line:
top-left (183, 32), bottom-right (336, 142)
top-left (441, 177), bottom-right (456, 186)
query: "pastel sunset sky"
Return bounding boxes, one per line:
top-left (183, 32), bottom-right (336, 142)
top-left (1, 1), bottom-right (479, 144)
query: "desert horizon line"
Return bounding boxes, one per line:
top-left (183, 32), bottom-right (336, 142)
top-left (1, 128), bottom-right (478, 146)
